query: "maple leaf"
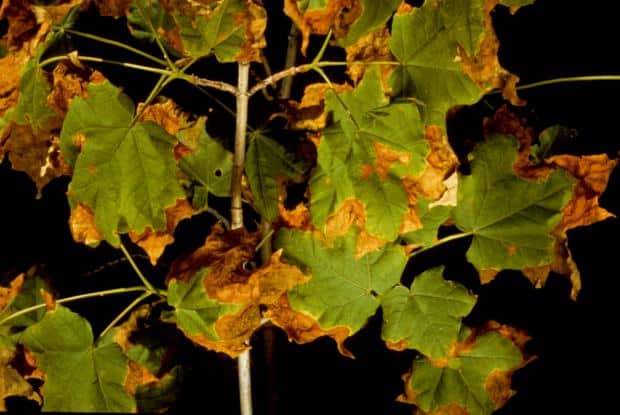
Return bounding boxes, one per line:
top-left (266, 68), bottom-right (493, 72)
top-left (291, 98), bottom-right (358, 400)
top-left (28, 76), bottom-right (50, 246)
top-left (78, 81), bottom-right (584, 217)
top-left (453, 135), bottom-right (574, 272)
top-left (274, 227), bottom-right (407, 354)
top-left (165, 224), bottom-right (308, 356)
top-left (20, 305), bottom-right (136, 412)
top-left (177, 117), bottom-right (233, 209)
top-left (401, 328), bottom-right (525, 415)
top-left (246, 132), bottom-right (307, 221)
top-left (166, 268), bottom-right (244, 355)
top-left (172, 0), bottom-right (266, 63)
top-left (389, 0), bottom-right (526, 127)
top-left (60, 81), bottom-right (185, 246)
top-left (482, 107), bottom-right (617, 297)
top-left (310, 67), bottom-right (429, 241)
top-left (284, 0), bottom-right (400, 55)
top-left (381, 266), bottom-right (476, 358)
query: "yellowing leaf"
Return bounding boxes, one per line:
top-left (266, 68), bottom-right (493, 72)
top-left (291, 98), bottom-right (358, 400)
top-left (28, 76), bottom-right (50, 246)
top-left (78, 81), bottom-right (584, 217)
top-left (0, 344), bottom-right (41, 411)
top-left (129, 199), bottom-right (195, 265)
top-left (274, 228), bottom-right (407, 354)
top-left (453, 135), bottom-right (574, 272)
top-left (60, 81), bottom-right (185, 246)
top-left (401, 328), bottom-right (525, 415)
top-left (172, 0), bottom-right (265, 62)
top-left (311, 68), bottom-right (429, 241)
top-left (285, 82), bottom-right (351, 131)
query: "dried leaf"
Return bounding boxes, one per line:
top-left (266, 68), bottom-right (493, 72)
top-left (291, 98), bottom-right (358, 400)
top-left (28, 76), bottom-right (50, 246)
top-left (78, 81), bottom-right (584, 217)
top-left (69, 203), bottom-right (104, 245)
top-left (285, 82), bottom-right (351, 131)
top-left (48, 63), bottom-right (106, 117)
top-left (265, 295), bottom-right (353, 357)
top-left (235, 1), bottom-right (267, 62)
top-left (130, 199), bottom-right (196, 265)
top-left (278, 201), bottom-right (313, 230)
top-left (137, 99), bottom-right (185, 135)
top-left (283, 0), bottom-right (350, 55)
top-left (345, 26), bottom-right (393, 87)
top-left (458, 0), bottom-right (524, 106)
top-left (0, 274), bottom-right (25, 312)
top-left (95, 0), bottom-right (132, 17)
top-left (0, 345), bottom-right (42, 411)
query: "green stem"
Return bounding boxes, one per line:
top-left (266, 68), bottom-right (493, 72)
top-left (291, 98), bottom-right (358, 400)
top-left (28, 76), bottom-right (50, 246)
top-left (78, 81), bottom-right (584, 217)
top-left (515, 75), bottom-right (620, 91)
top-left (119, 242), bottom-right (157, 293)
top-left (311, 30), bottom-right (332, 65)
top-left (64, 29), bottom-right (168, 66)
top-left (255, 227), bottom-right (274, 254)
top-left (98, 291), bottom-right (153, 340)
top-left (39, 55), bottom-right (174, 76)
top-left (0, 286), bottom-right (147, 326)
top-left (409, 232), bottom-right (473, 258)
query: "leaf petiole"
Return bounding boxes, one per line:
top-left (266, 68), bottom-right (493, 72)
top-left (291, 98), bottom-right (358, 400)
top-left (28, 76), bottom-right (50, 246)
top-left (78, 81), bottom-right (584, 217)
top-left (0, 286), bottom-right (148, 326)
top-left (39, 54), bottom-right (175, 76)
top-left (64, 28), bottom-right (168, 66)
top-left (97, 291), bottom-right (153, 341)
top-left (119, 242), bottom-right (158, 293)
top-left (515, 75), bottom-right (620, 91)
top-left (409, 231), bottom-right (474, 258)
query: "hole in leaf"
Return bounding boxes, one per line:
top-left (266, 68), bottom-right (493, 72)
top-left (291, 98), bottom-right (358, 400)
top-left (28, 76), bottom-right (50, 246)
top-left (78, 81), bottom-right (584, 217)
top-left (242, 261), bottom-right (256, 272)
top-left (214, 168), bottom-right (223, 177)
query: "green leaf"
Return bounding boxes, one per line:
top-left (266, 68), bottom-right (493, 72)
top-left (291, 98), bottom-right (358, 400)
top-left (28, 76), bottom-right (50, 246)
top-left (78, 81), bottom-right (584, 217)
top-left (453, 135), bottom-right (574, 271)
top-left (380, 266), bottom-right (476, 358)
top-left (275, 228), bottom-right (407, 334)
top-left (389, 2), bottom-right (482, 126)
top-left (20, 305), bottom-right (135, 412)
top-left (178, 117), bottom-right (233, 200)
top-left (530, 124), bottom-right (573, 164)
top-left (127, 0), bottom-right (176, 44)
top-left (401, 198), bottom-right (453, 248)
top-left (167, 268), bottom-right (238, 341)
top-left (11, 56), bottom-right (58, 133)
top-left (246, 132), bottom-right (306, 221)
top-left (175, 0), bottom-right (246, 62)
top-left (298, 0), bottom-right (327, 11)
top-left (439, 0), bottom-right (485, 56)
top-left (337, 0), bottom-right (401, 46)
top-left (409, 331), bottom-right (522, 415)
top-left (136, 366), bottom-right (183, 413)
top-left (0, 271), bottom-right (50, 335)
top-left (310, 68), bottom-right (429, 239)
top-left (500, 0), bottom-right (535, 8)
top-left (60, 81), bottom-right (185, 245)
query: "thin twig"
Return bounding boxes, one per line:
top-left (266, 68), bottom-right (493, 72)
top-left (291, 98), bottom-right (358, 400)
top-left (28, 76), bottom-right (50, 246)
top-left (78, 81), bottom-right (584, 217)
top-left (64, 29), bottom-right (168, 66)
top-left (248, 64), bottom-right (312, 97)
top-left (185, 74), bottom-right (238, 95)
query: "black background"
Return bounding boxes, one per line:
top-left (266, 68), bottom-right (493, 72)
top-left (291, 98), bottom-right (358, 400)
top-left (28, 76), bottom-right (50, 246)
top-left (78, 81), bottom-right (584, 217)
top-left (1, 0), bottom-right (619, 413)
